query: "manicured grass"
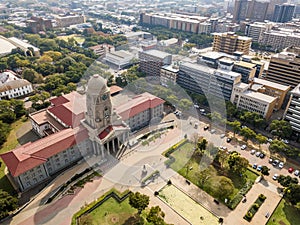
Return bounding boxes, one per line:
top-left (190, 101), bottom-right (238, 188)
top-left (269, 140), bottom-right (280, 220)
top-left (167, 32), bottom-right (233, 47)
top-left (159, 185), bottom-right (219, 225)
top-left (0, 118), bottom-right (27, 194)
top-left (57, 34), bottom-right (85, 44)
top-left (83, 197), bottom-right (137, 225)
top-left (267, 198), bottom-right (300, 225)
top-left (168, 142), bottom-right (194, 172)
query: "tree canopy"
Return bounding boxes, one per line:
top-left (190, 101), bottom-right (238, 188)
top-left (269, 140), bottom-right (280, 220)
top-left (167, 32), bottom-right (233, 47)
top-left (129, 192), bottom-right (149, 215)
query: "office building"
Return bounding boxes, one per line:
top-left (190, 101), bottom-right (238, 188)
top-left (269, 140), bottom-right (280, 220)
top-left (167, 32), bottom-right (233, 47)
top-left (54, 14), bottom-right (85, 27)
top-left (139, 50), bottom-right (172, 77)
top-left (212, 32), bottom-right (252, 55)
top-left (26, 16), bottom-right (53, 33)
top-left (246, 22), bottom-right (274, 43)
top-left (231, 82), bottom-right (277, 119)
top-left (266, 51), bottom-right (300, 88)
top-left (251, 78), bottom-right (290, 110)
top-left (272, 3), bottom-right (295, 23)
top-left (177, 62), bottom-right (241, 101)
top-left (284, 83), bottom-right (300, 139)
top-left (105, 50), bottom-right (136, 69)
top-left (232, 60), bottom-right (256, 83)
top-left (233, 0), bottom-right (250, 22)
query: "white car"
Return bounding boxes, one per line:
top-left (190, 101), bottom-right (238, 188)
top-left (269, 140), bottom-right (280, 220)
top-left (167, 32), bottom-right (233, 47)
top-left (241, 145), bottom-right (247, 150)
top-left (220, 134), bottom-right (226, 138)
top-left (194, 104), bottom-right (199, 109)
top-left (294, 170), bottom-right (299, 176)
top-left (282, 139), bottom-right (289, 144)
top-left (278, 162), bottom-right (284, 169)
top-left (250, 149), bottom-right (256, 155)
top-left (272, 174), bottom-right (279, 180)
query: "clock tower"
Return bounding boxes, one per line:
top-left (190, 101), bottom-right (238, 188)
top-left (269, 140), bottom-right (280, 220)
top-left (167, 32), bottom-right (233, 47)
top-left (85, 74), bottom-right (112, 131)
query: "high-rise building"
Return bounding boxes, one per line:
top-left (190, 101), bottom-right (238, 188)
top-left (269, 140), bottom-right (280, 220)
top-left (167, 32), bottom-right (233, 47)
top-left (272, 3), bottom-right (295, 22)
top-left (266, 0), bottom-right (287, 20)
top-left (212, 32), bottom-right (252, 55)
top-left (233, 0), bottom-right (251, 22)
top-left (284, 83), bottom-right (300, 140)
top-left (139, 50), bottom-right (172, 77)
top-left (177, 62), bottom-right (241, 101)
top-left (266, 51), bottom-right (300, 88)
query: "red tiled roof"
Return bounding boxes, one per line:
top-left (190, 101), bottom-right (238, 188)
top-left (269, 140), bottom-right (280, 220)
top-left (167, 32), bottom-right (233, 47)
top-left (0, 127), bottom-right (89, 177)
top-left (50, 95), bottom-right (68, 106)
top-left (115, 92), bottom-right (165, 120)
top-left (110, 85), bottom-right (123, 95)
top-left (98, 126), bottom-right (113, 139)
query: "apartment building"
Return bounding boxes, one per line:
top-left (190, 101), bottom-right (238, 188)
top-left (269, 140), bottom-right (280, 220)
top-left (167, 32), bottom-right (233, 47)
top-left (266, 51), bottom-right (300, 88)
top-left (232, 61), bottom-right (256, 83)
top-left (212, 32), bottom-right (252, 55)
top-left (246, 22), bottom-right (274, 42)
top-left (54, 14), bottom-right (85, 27)
top-left (272, 3), bottom-right (295, 23)
top-left (177, 62), bottom-right (241, 101)
top-left (251, 78), bottom-right (290, 110)
top-left (139, 50), bottom-right (172, 77)
top-left (231, 82), bottom-right (277, 119)
top-left (160, 64), bottom-right (179, 86)
top-left (284, 83), bottom-right (300, 139)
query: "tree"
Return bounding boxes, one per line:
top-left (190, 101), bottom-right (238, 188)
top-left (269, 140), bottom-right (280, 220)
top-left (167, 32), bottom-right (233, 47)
top-left (0, 61), bottom-right (7, 71)
top-left (197, 165), bottom-right (216, 187)
top-left (22, 68), bottom-right (43, 83)
top-left (261, 166), bottom-right (270, 175)
top-left (227, 120), bottom-right (241, 137)
top-left (146, 206), bottom-right (166, 225)
top-left (177, 98), bottom-right (192, 111)
top-left (277, 175), bottom-right (298, 187)
top-left (211, 176), bottom-right (235, 200)
top-left (285, 184), bottom-right (300, 205)
top-left (226, 101), bottom-right (238, 119)
top-left (129, 192), bottom-right (149, 215)
top-left (0, 121), bottom-right (10, 146)
top-left (240, 127), bottom-right (256, 141)
top-left (255, 134), bottom-right (267, 149)
top-left (197, 138), bottom-right (208, 151)
top-left (227, 152), bottom-right (249, 174)
top-left (269, 139), bottom-right (289, 154)
top-left (0, 189), bottom-right (18, 220)
top-left (270, 120), bottom-right (292, 139)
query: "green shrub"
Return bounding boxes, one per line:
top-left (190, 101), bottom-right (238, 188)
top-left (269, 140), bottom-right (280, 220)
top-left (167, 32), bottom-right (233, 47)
top-left (253, 203), bottom-right (259, 210)
top-left (259, 194), bottom-right (266, 201)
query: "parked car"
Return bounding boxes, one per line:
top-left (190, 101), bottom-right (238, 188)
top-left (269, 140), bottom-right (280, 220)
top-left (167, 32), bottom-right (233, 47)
top-left (294, 170), bottom-right (299, 176)
top-left (269, 158), bottom-right (273, 164)
top-left (255, 151), bottom-right (261, 157)
top-left (226, 137), bottom-right (232, 143)
top-left (204, 125), bottom-right (209, 131)
top-left (282, 139), bottom-right (289, 144)
top-left (210, 129), bottom-right (216, 134)
top-left (272, 159), bottom-right (279, 166)
top-left (194, 104), bottom-right (199, 109)
top-left (252, 163), bottom-right (257, 169)
top-left (259, 153), bottom-right (265, 159)
top-left (199, 109), bottom-right (205, 113)
top-left (220, 134), bottom-right (226, 138)
top-left (278, 162), bottom-right (284, 169)
top-left (267, 138), bottom-right (273, 143)
top-left (272, 174), bottom-right (279, 180)
top-left (257, 165), bottom-right (262, 172)
top-left (250, 149), bottom-right (256, 155)
top-left (288, 167), bottom-right (294, 173)
top-left (241, 145), bottom-right (247, 150)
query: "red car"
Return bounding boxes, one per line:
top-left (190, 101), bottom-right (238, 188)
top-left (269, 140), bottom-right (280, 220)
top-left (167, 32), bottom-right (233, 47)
top-left (288, 167), bottom-right (294, 173)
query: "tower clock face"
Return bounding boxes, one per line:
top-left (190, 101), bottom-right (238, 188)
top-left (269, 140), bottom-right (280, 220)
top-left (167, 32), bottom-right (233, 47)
top-left (102, 94), bottom-right (108, 101)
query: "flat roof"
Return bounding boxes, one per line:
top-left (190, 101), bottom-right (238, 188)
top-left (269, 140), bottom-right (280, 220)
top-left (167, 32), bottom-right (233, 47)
top-left (180, 62), bottom-right (215, 74)
top-left (243, 90), bottom-right (277, 103)
top-left (142, 49), bottom-right (171, 59)
top-left (234, 61), bottom-right (256, 69)
top-left (253, 78), bottom-right (290, 91)
top-left (161, 64), bottom-right (179, 72)
top-left (0, 36), bottom-right (17, 55)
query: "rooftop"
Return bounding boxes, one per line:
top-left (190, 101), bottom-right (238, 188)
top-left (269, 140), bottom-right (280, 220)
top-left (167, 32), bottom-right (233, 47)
top-left (141, 49), bottom-right (171, 59)
top-left (234, 61), bottom-right (256, 69)
top-left (0, 79), bottom-right (31, 92)
top-left (0, 127), bottom-right (88, 177)
top-left (253, 78), bottom-right (290, 91)
top-left (243, 90), bottom-right (277, 103)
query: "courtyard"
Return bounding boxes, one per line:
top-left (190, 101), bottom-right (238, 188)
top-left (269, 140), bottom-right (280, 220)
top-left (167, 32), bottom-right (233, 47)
top-left (158, 184), bottom-right (219, 225)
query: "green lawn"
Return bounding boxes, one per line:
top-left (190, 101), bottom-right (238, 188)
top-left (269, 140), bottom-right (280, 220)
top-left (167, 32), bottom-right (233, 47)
top-left (0, 118), bottom-right (27, 194)
top-left (267, 199), bottom-right (300, 225)
top-left (168, 142), bottom-right (194, 172)
top-left (80, 197), bottom-right (137, 225)
top-left (57, 35), bottom-right (85, 44)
